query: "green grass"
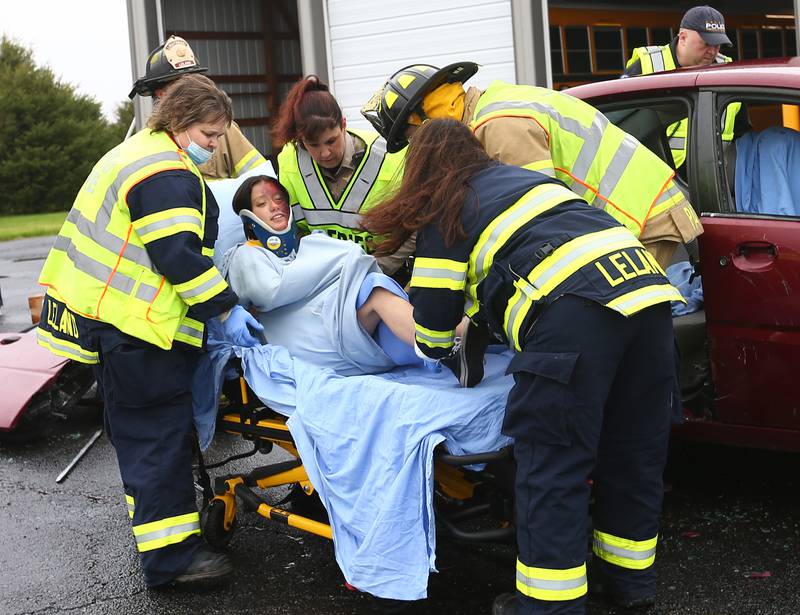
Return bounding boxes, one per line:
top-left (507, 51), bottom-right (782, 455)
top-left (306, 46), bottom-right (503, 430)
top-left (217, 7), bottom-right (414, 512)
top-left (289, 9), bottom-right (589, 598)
top-left (0, 212), bottom-right (67, 241)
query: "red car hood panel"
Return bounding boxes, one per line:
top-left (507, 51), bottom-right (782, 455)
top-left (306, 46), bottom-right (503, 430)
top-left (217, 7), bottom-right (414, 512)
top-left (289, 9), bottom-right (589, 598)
top-left (0, 331), bottom-right (68, 430)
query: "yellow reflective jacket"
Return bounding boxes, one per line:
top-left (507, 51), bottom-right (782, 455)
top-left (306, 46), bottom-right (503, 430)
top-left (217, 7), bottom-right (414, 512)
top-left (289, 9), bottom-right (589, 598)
top-left (278, 128), bottom-right (404, 250)
top-left (470, 82), bottom-right (682, 236)
top-left (38, 129), bottom-right (225, 355)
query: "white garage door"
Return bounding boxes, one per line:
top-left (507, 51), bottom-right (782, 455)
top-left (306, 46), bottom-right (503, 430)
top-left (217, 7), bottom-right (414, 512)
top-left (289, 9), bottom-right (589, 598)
top-left (325, 0), bottom-right (516, 129)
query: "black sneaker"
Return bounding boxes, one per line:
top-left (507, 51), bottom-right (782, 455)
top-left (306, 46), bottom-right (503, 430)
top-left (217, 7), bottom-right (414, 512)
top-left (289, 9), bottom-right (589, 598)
top-left (172, 549), bottom-right (233, 585)
top-left (442, 320), bottom-right (491, 388)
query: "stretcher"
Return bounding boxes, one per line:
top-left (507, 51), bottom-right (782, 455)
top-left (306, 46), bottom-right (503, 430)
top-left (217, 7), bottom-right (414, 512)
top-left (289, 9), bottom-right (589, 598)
top-left (197, 374), bottom-right (516, 552)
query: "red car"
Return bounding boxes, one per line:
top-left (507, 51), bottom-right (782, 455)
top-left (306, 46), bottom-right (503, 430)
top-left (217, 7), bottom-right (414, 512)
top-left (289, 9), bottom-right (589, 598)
top-left (568, 58), bottom-right (800, 452)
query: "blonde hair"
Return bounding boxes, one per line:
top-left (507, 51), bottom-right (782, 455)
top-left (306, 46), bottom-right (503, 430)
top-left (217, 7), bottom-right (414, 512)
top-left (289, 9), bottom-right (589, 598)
top-left (148, 74), bottom-right (233, 135)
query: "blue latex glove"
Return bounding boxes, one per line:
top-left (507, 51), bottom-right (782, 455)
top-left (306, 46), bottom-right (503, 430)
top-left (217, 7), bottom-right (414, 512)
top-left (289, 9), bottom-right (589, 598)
top-left (221, 305), bottom-right (264, 347)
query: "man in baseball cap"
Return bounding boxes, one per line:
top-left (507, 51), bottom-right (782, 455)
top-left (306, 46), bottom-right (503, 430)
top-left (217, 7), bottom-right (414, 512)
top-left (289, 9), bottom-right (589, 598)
top-left (680, 5), bottom-right (732, 49)
top-left (624, 5), bottom-right (732, 78)
top-left (622, 5), bottom-right (745, 170)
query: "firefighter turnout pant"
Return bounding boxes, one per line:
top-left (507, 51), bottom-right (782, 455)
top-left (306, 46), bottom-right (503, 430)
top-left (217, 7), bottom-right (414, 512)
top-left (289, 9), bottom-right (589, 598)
top-left (93, 327), bottom-right (204, 587)
top-left (503, 295), bottom-right (675, 614)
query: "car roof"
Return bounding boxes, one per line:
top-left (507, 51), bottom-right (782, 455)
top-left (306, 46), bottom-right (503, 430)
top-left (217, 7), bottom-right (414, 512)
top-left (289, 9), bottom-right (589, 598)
top-left (565, 57), bottom-right (800, 102)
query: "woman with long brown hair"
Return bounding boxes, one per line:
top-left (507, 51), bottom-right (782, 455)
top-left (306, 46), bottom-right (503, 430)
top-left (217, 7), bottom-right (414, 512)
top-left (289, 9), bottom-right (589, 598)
top-left (362, 119), bottom-right (682, 615)
top-left (274, 76), bottom-right (410, 275)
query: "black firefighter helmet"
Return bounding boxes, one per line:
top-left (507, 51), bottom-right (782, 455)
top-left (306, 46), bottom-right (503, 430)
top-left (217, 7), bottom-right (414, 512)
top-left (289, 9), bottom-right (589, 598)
top-left (361, 62), bottom-right (479, 153)
top-left (129, 35), bottom-right (208, 99)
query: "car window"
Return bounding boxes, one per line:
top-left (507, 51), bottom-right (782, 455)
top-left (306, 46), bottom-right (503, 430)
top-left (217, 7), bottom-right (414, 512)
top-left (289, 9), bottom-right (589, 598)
top-left (717, 95), bottom-right (800, 219)
top-left (602, 99), bottom-right (691, 185)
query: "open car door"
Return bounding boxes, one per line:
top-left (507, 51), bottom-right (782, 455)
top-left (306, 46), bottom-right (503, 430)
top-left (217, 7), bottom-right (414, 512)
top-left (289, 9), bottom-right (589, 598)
top-left (699, 214), bottom-right (800, 429)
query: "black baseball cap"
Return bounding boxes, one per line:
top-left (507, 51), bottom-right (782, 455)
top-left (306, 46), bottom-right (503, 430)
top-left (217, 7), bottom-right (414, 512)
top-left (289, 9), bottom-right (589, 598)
top-left (680, 5), bottom-right (732, 46)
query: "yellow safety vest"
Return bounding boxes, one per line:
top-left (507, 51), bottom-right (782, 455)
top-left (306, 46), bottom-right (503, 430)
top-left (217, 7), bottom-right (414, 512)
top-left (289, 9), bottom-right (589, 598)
top-left (470, 82), bottom-right (681, 236)
top-left (278, 128), bottom-right (404, 249)
top-left (626, 45), bottom-right (740, 168)
top-left (38, 129), bottom-right (218, 354)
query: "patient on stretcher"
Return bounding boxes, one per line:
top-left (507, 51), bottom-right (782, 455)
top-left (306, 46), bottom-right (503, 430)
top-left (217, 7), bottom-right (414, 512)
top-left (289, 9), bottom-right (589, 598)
top-left (219, 175), bottom-right (432, 375)
top-left (196, 179), bottom-right (515, 604)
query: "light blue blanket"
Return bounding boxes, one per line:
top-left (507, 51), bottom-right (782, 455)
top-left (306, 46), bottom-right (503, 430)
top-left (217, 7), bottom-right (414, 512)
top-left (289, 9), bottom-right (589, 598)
top-left (735, 127), bottom-right (800, 217)
top-left (284, 349), bottom-right (514, 601)
top-left (222, 233), bottom-right (400, 376)
top-left (196, 339), bottom-right (514, 601)
top-left (666, 261), bottom-right (703, 316)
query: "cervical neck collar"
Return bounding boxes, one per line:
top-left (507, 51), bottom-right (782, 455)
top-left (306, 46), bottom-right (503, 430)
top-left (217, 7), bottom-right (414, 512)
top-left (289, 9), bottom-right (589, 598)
top-left (240, 209), bottom-right (297, 258)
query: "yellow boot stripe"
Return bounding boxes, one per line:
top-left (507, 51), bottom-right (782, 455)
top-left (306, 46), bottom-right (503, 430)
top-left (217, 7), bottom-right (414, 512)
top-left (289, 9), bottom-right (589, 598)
top-left (516, 560), bottom-right (588, 601)
top-left (593, 530), bottom-right (657, 570)
top-left (133, 512), bottom-right (201, 552)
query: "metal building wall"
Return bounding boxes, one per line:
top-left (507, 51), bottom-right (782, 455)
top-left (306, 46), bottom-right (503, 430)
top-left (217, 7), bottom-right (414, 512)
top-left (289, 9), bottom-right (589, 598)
top-left (161, 0), bottom-right (302, 155)
top-left (325, 0), bottom-right (517, 130)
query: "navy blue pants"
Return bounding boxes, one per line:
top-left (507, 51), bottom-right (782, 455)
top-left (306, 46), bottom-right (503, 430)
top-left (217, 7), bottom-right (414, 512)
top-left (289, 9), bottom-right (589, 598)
top-left (503, 296), bottom-right (675, 614)
top-left (93, 328), bottom-right (203, 587)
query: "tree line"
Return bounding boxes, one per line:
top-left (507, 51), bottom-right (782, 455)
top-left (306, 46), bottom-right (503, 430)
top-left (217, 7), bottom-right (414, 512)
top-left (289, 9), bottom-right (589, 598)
top-left (0, 37), bottom-right (133, 216)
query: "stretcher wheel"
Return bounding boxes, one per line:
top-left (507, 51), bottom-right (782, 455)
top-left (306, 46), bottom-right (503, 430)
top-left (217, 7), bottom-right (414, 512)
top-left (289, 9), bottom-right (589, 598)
top-left (202, 499), bottom-right (237, 549)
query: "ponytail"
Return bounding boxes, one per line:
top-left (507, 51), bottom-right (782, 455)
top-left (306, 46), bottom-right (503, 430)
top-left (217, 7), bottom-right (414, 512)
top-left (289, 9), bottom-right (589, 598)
top-left (273, 75), bottom-right (343, 146)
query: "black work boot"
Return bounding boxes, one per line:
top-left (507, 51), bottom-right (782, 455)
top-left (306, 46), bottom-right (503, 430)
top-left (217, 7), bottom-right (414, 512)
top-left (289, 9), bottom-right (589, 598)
top-left (442, 319), bottom-right (491, 388)
top-left (588, 568), bottom-right (655, 611)
top-left (172, 549), bottom-right (233, 585)
top-left (491, 592), bottom-right (521, 614)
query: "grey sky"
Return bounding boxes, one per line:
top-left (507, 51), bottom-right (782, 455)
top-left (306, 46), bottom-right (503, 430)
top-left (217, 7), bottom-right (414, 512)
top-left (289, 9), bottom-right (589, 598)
top-left (2, 1), bottom-right (133, 120)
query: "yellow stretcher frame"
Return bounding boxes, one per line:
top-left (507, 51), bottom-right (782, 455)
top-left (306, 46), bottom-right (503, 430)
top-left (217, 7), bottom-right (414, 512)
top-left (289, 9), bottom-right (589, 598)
top-left (198, 377), bottom-right (515, 549)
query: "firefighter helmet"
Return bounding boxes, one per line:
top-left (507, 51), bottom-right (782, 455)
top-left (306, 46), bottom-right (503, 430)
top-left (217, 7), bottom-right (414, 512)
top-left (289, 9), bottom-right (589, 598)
top-left (128, 35), bottom-right (208, 99)
top-left (361, 62), bottom-right (479, 153)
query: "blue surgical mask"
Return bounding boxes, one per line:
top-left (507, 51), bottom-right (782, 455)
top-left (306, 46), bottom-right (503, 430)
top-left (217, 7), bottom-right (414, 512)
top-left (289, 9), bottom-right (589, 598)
top-left (183, 132), bottom-right (213, 165)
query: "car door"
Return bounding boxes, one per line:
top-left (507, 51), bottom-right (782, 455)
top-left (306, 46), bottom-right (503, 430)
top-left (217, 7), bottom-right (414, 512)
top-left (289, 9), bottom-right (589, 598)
top-left (694, 90), bottom-right (800, 429)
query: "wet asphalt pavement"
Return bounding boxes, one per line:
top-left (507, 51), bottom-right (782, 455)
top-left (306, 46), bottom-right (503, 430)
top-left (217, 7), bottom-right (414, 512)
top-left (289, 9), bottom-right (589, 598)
top-left (1, 237), bottom-right (799, 614)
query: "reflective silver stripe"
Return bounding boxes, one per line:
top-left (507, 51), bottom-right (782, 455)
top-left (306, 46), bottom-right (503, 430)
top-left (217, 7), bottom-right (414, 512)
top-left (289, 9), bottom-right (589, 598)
top-left (177, 270), bottom-right (226, 302)
top-left (297, 138), bottom-right (387, 217)
top-left (411, 265), bottom-right (467, 286)
top-left (471, 186), bottom-right (570, 286)
top-left (531, 228), bottom-right (635, 290)
top-left (593, 536), bottom-right (656, 561)
top-left (291, 204), bottom-right (305, 221)
top-left (608, 286), bottom-right (681, 314)
top-left (415, 328), bottom-right (453, 346)
top-left (297, 149), bottom-right (333, 210)
top-left (476, 100), bottom-right (598, 148)
top-left (135, 214), bottom-right (202, 239)
top-left (464, 295), bottom-right (477, 315)
top-left (340, 138), bottom-right (387, 213)
top-left (669, 137), bottom-right (686, 150)
top-left (516, 570), bottom-right (587, 592)
top-left (301, 209), bottom-right (364, 229)
top-left (134, 520), bottom-right (200, 547)
top-left (35, 329), bottom-right (98, 363)
top-left (237, 153), bottom-right (260, 175)
top-left (65, 151), bottom-right (184, 270)
top-left (97, 151), bottom-right (183, 260)
top-left (176, 322), bottom-right (204, 342)
top-left (505, 288), bottom-right (533, 347)
top-left (52, 235), bottom-right (160, 301)
top-left (655, 183), bottom-right (683, 205)
top-left (569, 110), bottom-right (608, 183)
top-left (596, 133), bottom-right (638, 200)
top-left (66, 208), bottom-right (153, 270)
top-left (476, 100), bottom-right (614, 194)
top-left (648, 48), bottom-right (665, 72)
